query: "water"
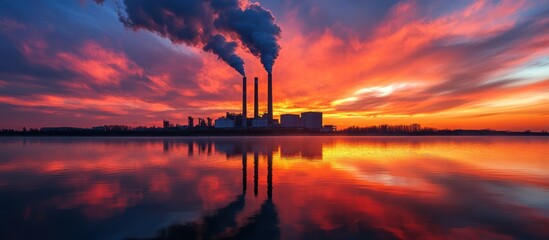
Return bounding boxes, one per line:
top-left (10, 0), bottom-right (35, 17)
top-left (0, 136), bottom-right (548, 240)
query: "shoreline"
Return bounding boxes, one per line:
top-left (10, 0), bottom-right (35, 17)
top-left (1, 131), bottom-right (547, 137)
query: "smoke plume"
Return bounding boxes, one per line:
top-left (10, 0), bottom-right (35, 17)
top-left (214, 2), bottom-right (282, 73)
top-left (204, 34), bottom-right (246, 76)
top-left (96, 0), bottom-right (281, 75)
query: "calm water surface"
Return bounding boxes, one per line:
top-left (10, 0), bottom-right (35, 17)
top-left (0, 136), bottom-right (548, 240)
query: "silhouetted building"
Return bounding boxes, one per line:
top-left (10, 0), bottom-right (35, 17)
top-left (322, 125), bottom-right (337, 132)
top-left (163, 120), bottom-right (170, 129)
top-left (41, 127), bottom-right (82, 132)
top-left (301, 112), bottom-right (323, 130)
top-left (215, 118), bottom-right (236, 128)
top-left (188, 116), bottom-right (194, 128)
top-left (198, 118), bottom-right (207, 127)
top-left (92, 126), bottom-right (106, 131)
top-left (207, 118), bottom-right (213, 127)
top-left (252, 115), bottom-right (269, 128)
top-left (252, 118), bottom-right (269, 128)
top-left (280, 114), bottom-right (301, 128)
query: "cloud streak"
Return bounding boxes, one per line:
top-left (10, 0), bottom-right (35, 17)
top-left (0, 0), bottom-right (548, 130)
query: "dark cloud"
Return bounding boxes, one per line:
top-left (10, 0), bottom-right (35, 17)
top-left (214, 2), bottom-right (281, 73)
top-left (116, 0), bottom-right (246, 75)
top-left (204, 34), bottom-right (245, 75)
top-left (114, 0), bottom-right (281, 74)
top-left (114, 0), bottom-right (281, 75)
top-left (118, 0), bottom-right (214, 45)
top-left (257, 0), bottom-right (397, 39)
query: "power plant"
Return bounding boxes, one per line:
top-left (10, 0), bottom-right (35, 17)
top-left (209, 73), bottom-right (331, 131)
top-left (60, 71), bottom-right (333, 132)
top-left (215, 73), bottom-right (275, 129)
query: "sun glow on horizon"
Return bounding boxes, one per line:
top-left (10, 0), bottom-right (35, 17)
top-left (0, 0), bottom-right (548, 130)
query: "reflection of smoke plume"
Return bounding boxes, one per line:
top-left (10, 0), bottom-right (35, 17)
top-left (95, 0), bottom-right (281, 75)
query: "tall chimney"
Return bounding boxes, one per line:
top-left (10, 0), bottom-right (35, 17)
top-left (242, 76), bottom-right (247, 128)
top-left (254, 77), bottom-right (259, 119)
top-left (268, 73), bottom-right (273, 125)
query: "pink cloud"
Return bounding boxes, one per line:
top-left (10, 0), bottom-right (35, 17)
top-left (57, 41), bottom-right (144, 85)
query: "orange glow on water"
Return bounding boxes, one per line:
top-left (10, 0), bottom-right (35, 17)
top-left (1, 137), bottom-right (547, 239)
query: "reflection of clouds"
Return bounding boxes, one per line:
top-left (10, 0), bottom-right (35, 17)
top-left (51, 182), bottom-right (143, 219)
top-left (1, 1), bottom-right (549, 130)
top-left (129, 149), bottom-right (279, 239)
top-left (421, 174), bottom-right (549, 239)
top-left (332, 162), bottom-right (424, 188)
top-left (485, 184), bottom-right (549, 214)
top-left (0, 137), bottom-right (548, 239)
top-left (361, 173), bottom-right (420, 188)
top-left (198, 176), bottom-right (234, 211)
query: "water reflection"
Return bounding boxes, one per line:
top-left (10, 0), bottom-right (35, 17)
top-left (0, 137), bottom-right (548, 240)
top-left (131, 149), bottom-right (280, 240)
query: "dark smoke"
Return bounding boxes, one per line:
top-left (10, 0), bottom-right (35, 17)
top-left (118, 0), bottom-right (213, 45)
top-left (114, 0), bottom-right (244, 75)
top-left (204, 34), bottom-right (245, 76)
top-left (214, 2), bottom-right (282, 73)
top-left (95, 0), bottom-right (281, 75)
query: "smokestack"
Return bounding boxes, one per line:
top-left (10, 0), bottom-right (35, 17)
top-left (242, 76), bottom-right (247, 128)
top-left (254, 77), bottom-right (259, 119)
top-left (268, 73), bottom-right (273, 124)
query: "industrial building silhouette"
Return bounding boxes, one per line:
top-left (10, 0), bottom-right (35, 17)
top-left (210, 75), bottom-right (330, 131)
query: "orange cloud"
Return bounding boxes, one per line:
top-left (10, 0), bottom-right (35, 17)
top-left (1, 0), bottom-right (548, 130)
top-left (259, 0), bottom-right (549, 130)
top-left (57, 41), bottom-right (144, 85)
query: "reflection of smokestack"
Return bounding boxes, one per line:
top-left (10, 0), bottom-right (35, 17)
top-left (267, 150), bottom-right (273, 199)
top-left (268, 73), bottom-right (273, 124)
top-left (254, 151), bottom-right (259, 197)
top-left (242, 151), bottom-right (247, 194)
top-left (187, 141), bottom-right (194, 156)
top-left (242, 76), bottom-right (247, 128)
top-left (254, 77), bottom-right (259, 119)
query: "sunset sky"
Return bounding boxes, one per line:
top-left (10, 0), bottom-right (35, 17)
top-left (1, 0), bottom-right (548, 130)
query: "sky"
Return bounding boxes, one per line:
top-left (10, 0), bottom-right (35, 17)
top-left (0, 0), bottom-right (548, 131)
